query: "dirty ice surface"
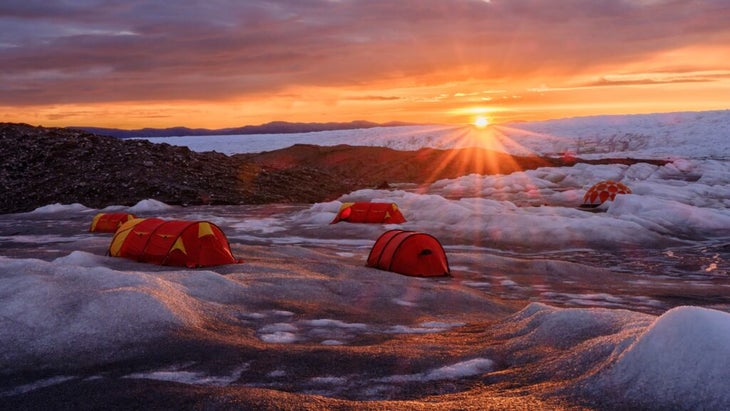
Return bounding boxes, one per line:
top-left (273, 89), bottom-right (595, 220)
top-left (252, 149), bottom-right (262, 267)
top-left (1, 110), bottom-right (729, 410)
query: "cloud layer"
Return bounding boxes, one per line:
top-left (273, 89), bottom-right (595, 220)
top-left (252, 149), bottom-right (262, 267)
top-left (1, 0), bottom-right (729, 126)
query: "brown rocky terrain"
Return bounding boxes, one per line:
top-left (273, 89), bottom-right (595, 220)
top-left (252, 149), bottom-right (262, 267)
top-left (0, 123), bottom-right (666, 214)
top-left (0, 123), bottom-right (356, 213)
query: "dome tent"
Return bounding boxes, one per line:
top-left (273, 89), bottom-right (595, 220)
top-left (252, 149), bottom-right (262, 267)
top-left (89, 212), bottom-right (136, 233)
top-left (367, 229), bottom-right (450, 277)
top-left (108, 218), bottom-right (240, 267)
top-left (581, 180), bottom-right (632, 208)
top-left (331, 202), bottom-right (406, 224)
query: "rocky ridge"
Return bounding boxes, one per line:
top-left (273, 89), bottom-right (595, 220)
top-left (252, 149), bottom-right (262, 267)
top-left (0, 123), bottom-right (355, 214)
top-left (0, 123), bottom-right (666, 214)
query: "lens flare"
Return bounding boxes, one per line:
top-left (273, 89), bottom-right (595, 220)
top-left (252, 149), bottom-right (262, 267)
top-left (474, 116), bottom-right (490, 128)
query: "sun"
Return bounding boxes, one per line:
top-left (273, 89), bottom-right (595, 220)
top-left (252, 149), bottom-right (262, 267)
top-left (473, 116), bottom-right (490, 128)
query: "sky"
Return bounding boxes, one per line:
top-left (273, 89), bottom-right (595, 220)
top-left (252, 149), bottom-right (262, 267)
top-left (1, 0), bottom-right (730, 129)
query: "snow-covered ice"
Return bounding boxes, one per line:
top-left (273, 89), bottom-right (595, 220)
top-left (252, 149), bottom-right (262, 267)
top-left (1, 110), bottom-right (729, 410)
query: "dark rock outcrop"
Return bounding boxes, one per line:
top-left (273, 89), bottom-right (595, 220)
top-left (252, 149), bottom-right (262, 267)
top-left (0, 123), bottom-right (357, 213)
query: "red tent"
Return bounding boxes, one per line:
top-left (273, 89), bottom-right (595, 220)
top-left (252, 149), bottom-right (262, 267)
top-left (581, 180), bottom-right (632, 207)
top-left (89, 212), bottom-right (136, 233)
top-left (331, 202), bottom-right (406, 224)
top-left (108, 218), bottom-right (240, 267)
top-left (367, 230), bottom-right (450, 277)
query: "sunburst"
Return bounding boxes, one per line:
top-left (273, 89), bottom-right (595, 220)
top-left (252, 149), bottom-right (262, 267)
top-left (473, 116), bottom-right (490, 128)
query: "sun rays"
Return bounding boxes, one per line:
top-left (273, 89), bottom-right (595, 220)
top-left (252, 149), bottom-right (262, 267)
top-left (400, 123), bottom-right (584, 223)
top-left (401, 125), bottom-right (549, 197)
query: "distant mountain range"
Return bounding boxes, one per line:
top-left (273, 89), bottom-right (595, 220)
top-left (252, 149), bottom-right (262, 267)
top-left (73, 120), bottom-right (418, 138)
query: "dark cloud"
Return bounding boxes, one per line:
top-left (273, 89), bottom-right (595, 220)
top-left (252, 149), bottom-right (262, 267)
top-left (1, 0), bottom-right (729, 106)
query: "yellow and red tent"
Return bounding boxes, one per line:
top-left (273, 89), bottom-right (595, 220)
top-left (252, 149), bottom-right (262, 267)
top-left (89, 212), bottom-right (136, 233)
top-left (108, 218), bottom-right (240, 267)
top-left (581, 180), bottom-right (632, 207)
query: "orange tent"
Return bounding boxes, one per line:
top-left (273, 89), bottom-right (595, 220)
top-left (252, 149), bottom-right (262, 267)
top-left (331, 202), bottom-right (406, 224)
top-left (367, 230), bottom-right (450, 277)
top-left (89, 212), bottom-right (136, 233)
top-left (108, 218), bottom-right (240, 267)
top-left (581, 180), bottom-right (632, 208)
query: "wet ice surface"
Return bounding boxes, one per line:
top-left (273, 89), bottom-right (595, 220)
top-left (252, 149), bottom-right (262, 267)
top-left (1, 199), bottom-right (728, 410)
top-left (2, 202), bottom-right (726, 318)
